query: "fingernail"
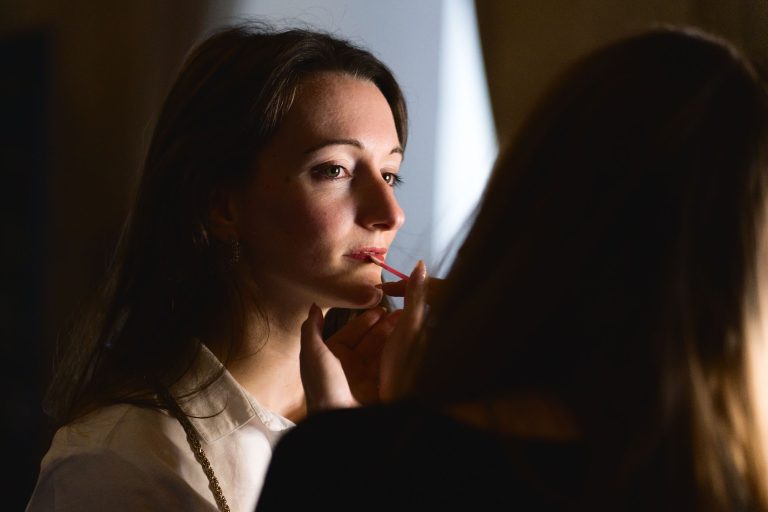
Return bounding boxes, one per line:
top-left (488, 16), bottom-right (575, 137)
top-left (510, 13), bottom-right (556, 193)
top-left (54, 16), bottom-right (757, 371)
top-left (387, 309), bottom-right (404, 324)
top-left (372, 306), bottom-right (388, 318)
top-left (411, 260), bottom-right (427, 283)
top-left (309, 303), bottom-right (323, 326)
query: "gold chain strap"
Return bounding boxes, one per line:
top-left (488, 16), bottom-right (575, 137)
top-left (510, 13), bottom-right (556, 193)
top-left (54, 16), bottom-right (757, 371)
top-left (158, 386), bottom-right (231, 512)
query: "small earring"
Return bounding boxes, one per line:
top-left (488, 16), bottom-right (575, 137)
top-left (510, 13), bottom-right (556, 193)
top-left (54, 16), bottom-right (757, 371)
top-left (229, 236), bottom-right (241, 264)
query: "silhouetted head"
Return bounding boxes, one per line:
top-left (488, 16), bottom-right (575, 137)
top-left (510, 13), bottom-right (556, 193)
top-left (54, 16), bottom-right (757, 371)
top-left (410, 26), bottom-right (768, 510)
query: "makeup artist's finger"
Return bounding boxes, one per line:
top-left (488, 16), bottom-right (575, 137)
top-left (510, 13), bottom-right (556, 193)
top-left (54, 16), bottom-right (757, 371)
top-left (299, 304), bottom-right (358, 412)
top-left (378, 280), bottom-right (407, 297)
top-left (403, 260), bottom-right (428, 314)
top-left (380, 261), bottom-right (428, 401)
top-left (299, 304), bottom-right (333, 390)
top-left (326, 307), bottom-right (387, 351)
top-left (299, 303), bottom-right (326, 358)
top-left (379, 275), bottom-right (444, 305)
top-left (354, 309), bottom-right (403, 362)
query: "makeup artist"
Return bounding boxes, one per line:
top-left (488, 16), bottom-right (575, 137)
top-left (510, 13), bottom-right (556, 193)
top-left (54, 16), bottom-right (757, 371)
top-left (257, 26), bottom-right (768, 512)
top-left (26, 21), bottom-right (410, 512)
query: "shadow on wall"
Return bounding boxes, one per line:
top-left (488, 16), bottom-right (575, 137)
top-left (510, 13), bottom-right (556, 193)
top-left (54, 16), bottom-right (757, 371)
top-left (1, 28), bottom-right (51, 512)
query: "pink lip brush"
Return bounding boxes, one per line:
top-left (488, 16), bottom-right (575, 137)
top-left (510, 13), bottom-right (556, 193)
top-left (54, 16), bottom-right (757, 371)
top-left (368, 255), bottom-right (409, 280)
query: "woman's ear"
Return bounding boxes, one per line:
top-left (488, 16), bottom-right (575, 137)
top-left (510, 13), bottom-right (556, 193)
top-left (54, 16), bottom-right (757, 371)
top-left (208, 189), bottom-right (240, 242)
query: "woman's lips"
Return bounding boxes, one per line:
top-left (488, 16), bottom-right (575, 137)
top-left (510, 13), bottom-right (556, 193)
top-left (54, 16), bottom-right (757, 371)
top-left (345, 248), bottom-right (387, 261)
top-left (344, 248), bottom-right (409, 280)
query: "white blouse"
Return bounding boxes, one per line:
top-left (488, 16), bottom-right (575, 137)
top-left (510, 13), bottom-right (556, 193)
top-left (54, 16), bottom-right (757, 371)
top-left (25, 344), bottom-right (294, 512)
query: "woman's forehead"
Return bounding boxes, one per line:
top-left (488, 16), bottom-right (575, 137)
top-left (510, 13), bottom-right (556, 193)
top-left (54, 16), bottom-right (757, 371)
top-left (275, 72), bottom-right (399, 150)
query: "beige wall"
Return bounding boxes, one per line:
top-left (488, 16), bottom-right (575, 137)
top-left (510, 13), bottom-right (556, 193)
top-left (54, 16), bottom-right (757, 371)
top-left (475, 0), bottom-right (768, 145)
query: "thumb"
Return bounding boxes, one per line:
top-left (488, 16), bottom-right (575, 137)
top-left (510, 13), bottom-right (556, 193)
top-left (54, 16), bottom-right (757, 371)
top-left (300, 303), bottom-right (358, 413)
top-left (299, 303), bottom-right (328, 390)
top-left (300, 303), bottom-right (326, 359)
top-left (380, 260), bottom-right (428, 401)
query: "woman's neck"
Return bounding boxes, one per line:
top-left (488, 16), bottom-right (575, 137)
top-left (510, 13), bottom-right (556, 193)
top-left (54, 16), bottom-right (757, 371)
top-left (207, 305), bottom-right (317, 422)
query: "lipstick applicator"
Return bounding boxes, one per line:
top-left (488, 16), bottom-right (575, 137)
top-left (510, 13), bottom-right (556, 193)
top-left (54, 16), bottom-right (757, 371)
top-left (368, 255), bottom-right (409, 280)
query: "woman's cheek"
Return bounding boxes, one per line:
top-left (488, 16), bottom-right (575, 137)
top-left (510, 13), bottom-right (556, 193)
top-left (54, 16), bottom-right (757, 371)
top-left (300, 196), bottom-right (351, 241)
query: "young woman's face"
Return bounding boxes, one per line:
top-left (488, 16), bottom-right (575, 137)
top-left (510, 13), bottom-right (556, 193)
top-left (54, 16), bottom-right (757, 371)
top-left (237, 72), bottom-right (405, 310)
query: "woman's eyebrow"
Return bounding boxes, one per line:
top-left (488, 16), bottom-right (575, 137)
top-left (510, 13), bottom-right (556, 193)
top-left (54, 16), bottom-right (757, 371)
top-left (303, 138), bottom-right (403, 155)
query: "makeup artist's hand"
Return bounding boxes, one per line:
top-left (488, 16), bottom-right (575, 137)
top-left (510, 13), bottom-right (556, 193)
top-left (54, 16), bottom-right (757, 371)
top-left (378, 271), bottom-right (443, 305)
top-left (379, 260), bottom-right (429, 401)
top-left (299, 304), bottom-right (402, 413)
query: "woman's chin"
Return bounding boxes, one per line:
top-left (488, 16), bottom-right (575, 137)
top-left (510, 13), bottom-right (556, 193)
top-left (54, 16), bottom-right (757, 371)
top-left (324, 282), bottom-right (384, 309)
top-left (350, 284), bottom-right (385, 308)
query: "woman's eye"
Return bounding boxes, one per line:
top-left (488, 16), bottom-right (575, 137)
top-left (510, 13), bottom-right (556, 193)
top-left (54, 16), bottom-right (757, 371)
top-left (383, 172), bottom-right (403, 187)
top-left (313, 165), bottom-right (347, 180)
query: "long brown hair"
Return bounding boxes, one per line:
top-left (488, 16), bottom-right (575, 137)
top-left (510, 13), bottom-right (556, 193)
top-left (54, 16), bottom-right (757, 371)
top-left (45, 21), bottom-right (408, 426)
top-left (408, 26), bottom-right (768, 510)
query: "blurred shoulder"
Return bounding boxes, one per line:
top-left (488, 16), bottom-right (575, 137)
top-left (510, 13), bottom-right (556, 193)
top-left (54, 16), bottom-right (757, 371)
top-left (42, 403), bottom-right (188, 472)
top-left (258, 402), bottom-right (533, 511)
top-left (276, 401), bottom-right (440, 447)
top-left (28, 404), bottom-right (211, 510)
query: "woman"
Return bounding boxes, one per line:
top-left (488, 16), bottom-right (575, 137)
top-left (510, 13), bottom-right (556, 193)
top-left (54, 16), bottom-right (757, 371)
top-left (27, 22), bottom-right (408, 512)
top-left (257, 26), bottom-right (768, 511)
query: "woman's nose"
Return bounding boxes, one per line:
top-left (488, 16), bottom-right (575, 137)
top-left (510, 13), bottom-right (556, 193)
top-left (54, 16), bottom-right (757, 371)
top-left (357, 174), bottom-right (405, 231)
